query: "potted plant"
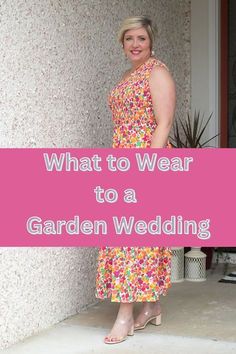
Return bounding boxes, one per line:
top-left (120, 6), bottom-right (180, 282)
top-left (169, 111), bottom-right (219, 148)
top-left (169, 111), bottom-right (220, 270)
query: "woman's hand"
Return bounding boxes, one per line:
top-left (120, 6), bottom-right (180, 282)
top-left (149, 65), bottom-right (176, 148)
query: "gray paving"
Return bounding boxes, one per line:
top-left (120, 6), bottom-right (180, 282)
top-left (1, 264), bottom-right (236, 354)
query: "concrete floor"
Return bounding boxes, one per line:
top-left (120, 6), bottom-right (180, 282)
top-left (2, 264), bottom-right (236, 354)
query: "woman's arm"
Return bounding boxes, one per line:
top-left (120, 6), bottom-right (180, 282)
top-left (149, 66), bottom-right (176, 148)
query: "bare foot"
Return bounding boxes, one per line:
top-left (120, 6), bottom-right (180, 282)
top-left (104, 316), bottom-right (134, 343)
top-left (134, 301), bottom-right (161, 329)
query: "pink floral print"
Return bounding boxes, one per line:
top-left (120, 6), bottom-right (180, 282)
top-left (95, 57), bottom-right (172, 302)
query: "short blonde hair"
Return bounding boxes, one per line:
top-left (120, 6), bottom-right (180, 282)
top-left (118, 16), bottom-right (155, 50)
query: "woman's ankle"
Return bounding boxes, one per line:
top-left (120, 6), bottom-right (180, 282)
top-left (142, 301), bottom-right (161, 314)
top-left (116, 302), bottom-right (134, 322)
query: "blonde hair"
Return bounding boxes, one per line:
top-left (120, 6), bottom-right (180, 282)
top-left (118, 16), bottom-right (155, 50)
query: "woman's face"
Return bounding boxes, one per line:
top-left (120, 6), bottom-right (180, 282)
top-left (123, 27), bottom-right (151, 65)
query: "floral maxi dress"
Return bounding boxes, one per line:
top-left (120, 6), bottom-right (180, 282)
top-left (95, 57), bottom-right (172, 303)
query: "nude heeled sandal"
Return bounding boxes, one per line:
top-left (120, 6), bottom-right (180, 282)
top-left (104, 323), bottom-right (134, 344)
top-left (134, 313), bottom-right (161, 331)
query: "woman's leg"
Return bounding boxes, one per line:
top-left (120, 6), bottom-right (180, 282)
top-left (134, 300), bottom-right (161, 329)
top-left (105, 302), bottom-right (134, 342)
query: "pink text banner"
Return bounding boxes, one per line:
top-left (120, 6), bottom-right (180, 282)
top-left (0, 148), bottom-right (235, 247)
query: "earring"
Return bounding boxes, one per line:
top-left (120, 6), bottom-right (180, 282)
top-left (151, 50), bottom-right (155, 57)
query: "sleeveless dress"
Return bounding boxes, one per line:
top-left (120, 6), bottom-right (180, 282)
top-left (95, 57), bottom-right (172, 303)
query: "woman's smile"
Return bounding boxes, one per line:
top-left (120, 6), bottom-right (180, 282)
top-left (130, 50), bottom-right (142, 55)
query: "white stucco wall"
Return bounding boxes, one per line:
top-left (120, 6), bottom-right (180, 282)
top-left (0, 0), bottom-right (191, 349)
top-left (0, 248), bottom-right (97, 349)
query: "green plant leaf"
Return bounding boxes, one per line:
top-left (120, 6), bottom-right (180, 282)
top-left (171, 111), bottom-right (219, 148)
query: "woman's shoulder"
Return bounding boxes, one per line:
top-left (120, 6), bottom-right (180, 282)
top-left (149, 57), bottom-right (169, 72)
top-left (149, 58), bottom-right (175, 90)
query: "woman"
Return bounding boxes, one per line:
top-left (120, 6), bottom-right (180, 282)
top-left (95, 16), bottom-right (176, 344)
